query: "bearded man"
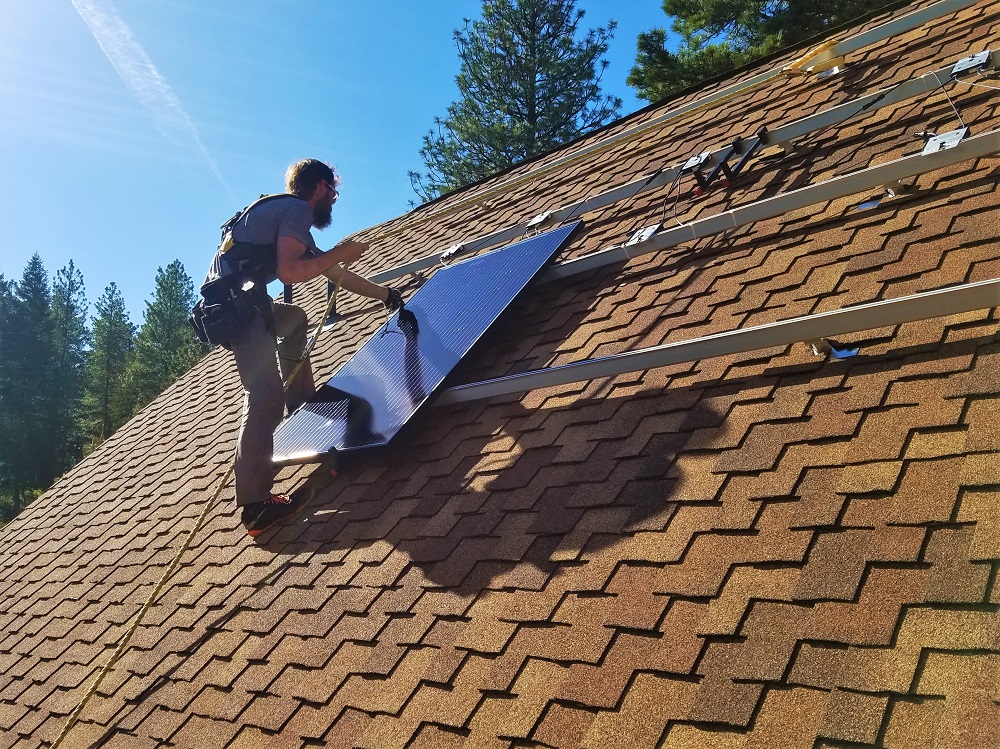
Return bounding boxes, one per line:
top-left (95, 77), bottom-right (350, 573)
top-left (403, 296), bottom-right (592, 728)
top-left (199, 158), bottom-right (400, 536)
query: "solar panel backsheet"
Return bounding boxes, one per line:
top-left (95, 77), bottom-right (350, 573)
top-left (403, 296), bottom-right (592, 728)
top-left (272, 221), bottom-right (580, 464)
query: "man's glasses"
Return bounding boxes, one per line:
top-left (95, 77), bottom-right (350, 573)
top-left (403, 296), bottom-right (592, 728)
top-left (325, 181), bottom-right (339, 204)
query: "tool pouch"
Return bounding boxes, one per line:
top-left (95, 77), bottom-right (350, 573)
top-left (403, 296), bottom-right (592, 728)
top-left (189, 277), bottom-right (264, 349)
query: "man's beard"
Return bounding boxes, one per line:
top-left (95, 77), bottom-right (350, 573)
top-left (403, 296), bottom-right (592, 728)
top-left (312, 200), bottom-right (333, 229)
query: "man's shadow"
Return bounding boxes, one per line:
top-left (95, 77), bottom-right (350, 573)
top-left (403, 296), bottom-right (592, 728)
top-left (259, 321), bottom-right (994, 598)
top-left (262, 372), bottom-right (735, 592)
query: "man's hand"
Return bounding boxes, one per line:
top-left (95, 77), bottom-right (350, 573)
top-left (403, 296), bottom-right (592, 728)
top-left (331, 239), bottom-right (367, 265)
top-left (385, 287), bottom-right (404, 312)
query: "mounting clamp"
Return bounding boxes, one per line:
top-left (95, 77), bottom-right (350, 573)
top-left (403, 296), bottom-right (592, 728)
top-left (951, 50), bottom-right (991, 77)
top-left (682, 152), bottom-right (712, 173)
top-left (439, 242), bottom-right (465, 264)
top-left (922, 127), bottom-right (970, 155)
top-left (881, 180), bottom-right (908, 198)
top-left (526, 211), bottom-right (553, 230)
top-left (626, 224), bottom-right (661, 247)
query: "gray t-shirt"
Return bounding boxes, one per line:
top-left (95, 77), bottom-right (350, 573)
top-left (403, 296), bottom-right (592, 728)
top-left (232, 195), bottom-right (319, 256)
top-left (204, 195), bottom-right (319, 288)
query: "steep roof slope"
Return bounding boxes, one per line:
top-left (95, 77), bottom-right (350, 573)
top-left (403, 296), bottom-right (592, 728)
top-left (3, 1), bottom-right (999, 746)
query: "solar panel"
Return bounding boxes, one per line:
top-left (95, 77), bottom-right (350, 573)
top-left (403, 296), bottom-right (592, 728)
top-left (272, 221), bottom-right (581, 464)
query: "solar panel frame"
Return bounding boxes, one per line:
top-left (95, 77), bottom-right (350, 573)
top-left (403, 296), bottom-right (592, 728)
top-left (272, 221), bottom-right (581, 465)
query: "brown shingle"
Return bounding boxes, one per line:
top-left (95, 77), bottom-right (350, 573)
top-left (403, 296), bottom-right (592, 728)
top-left (3, 2), bottom-right (1000, 747)
top-left (817, 688), bottom-right (889, 744)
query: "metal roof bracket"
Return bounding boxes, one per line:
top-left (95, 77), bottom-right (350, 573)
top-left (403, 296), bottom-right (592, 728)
top-left (951, 51), bottom-right (991, 77)
top-left (807, 338), bottom-right (832, 356)
top-left (626, 224), bottom-right (662, 247)
top-left (526, 211), bottom-right (554, 233)
top-left (439, 242), bottom-right (465, 264)
top-left (882, 180), bottom-right (908, 198)
top-left (682, 152), bottom-right (712, 173)
top-left (922, 127), bottom-right (969, 155)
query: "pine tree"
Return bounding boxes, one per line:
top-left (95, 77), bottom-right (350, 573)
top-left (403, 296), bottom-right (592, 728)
top-left (628, 0), bottom-right (872, 102)
top-left (49, 262), bottom-right (89, 473)
top-left (0, 274), bottom-right (16, 518)
top-left (0, 255), bottom-right (55, 518)
top-left (83, 283), bottom-right (136, 448)
top-left (122, 260), bottom-right (207, 414)
top-left (410, 0), bottom-right (621, 202)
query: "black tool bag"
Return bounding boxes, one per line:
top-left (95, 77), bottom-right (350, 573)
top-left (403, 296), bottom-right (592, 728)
top-left (189, 277), bottom-right (266, 349)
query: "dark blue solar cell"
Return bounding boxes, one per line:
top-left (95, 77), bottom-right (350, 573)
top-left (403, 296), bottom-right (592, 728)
top-left (272, 222), bottom-right (581, 464)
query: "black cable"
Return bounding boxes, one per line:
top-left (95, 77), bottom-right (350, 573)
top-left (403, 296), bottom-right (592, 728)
top-left (659, 162), bottom-right (687, 228)
top-left (560, 185), bottom-right (601, 225)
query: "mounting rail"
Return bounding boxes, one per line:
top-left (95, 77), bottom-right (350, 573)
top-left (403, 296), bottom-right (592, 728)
top-left (422, 0), bottom-right (980, 219)
top-left (369, 49), bottom-right (989, 286)
top-left (433, 278), bottom-right (1000, 406)
top-left (364, 0), bottom-right (981, 256)
top-left (541, 127), bottom-right (1000, 282)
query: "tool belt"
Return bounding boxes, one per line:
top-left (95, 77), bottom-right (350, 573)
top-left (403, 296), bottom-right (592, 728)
top-left (189, 276), bottom-right (270, 349)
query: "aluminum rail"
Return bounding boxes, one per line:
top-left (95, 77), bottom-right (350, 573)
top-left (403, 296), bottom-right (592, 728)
top-left (433, 278), bottom-right (1000, 406)
top-left (814, 0), bottom-right (980, 68)
top-left (417, 0), bottom-right (980, 218)
top-left (369, 50), bottom-right (986, 286)
top-left (540, 127), bottom-right (1000, 282)
top-left (365, 0), bottom-right (981, 258)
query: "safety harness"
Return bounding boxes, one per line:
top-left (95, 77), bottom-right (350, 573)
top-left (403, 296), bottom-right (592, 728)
top-left (189, 194), bottom-right (299, 347)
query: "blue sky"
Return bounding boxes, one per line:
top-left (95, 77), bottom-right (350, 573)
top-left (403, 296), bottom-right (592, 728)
top-left (1, 1), bottom-right (671, 323)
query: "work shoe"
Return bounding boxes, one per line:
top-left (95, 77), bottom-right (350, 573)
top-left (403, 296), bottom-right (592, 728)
top-left (241, 491), bottom-right (306, 537)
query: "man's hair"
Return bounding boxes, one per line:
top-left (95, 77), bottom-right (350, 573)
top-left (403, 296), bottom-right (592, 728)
top-left (285, 159), bottom-right (340, 199)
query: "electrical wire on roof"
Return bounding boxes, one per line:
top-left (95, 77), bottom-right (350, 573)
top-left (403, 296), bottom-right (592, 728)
top-left (49, 272), bottom-right (348, 749)
top-left (931, 71), bottom-right (969, 129)
top-left (953, 67), bottom-right (1000, 93)
top-left (659, 159), bottom-right (696, 229)
top-left (772, 63), bottom-right (968, 163)
top-left (591, 166), bottom-right (666, 240)
top-left (560, 182), bottom-right (606, 226)
top-left (956, 78), bottom-right (1000, 92)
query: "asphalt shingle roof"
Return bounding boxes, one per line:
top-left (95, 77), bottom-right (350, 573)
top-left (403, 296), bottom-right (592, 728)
top-left (2, 1), bottom-right (999, 746)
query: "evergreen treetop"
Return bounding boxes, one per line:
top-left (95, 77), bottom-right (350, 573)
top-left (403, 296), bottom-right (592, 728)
top-left (411, 0), bottom-right (621, 203)
top-left (84, 283), bottom-right (136, 447)
top-left (628, 0), bottom-right (873, 102)
top-left (122, 260), bottom-right (207, 413)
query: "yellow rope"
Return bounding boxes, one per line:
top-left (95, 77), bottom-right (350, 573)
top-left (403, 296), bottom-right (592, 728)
top-left (51, 268), bottom-right (347, 748)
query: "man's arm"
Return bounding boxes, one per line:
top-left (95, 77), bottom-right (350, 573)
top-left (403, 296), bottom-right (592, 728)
top-left (322, 264), bottom-right (389, 303)
top-left (276, 236), bottom-right (364, 285)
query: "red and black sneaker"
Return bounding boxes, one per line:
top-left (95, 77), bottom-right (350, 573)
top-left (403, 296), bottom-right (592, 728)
top-left (241, 491), bottom-right (307, 537)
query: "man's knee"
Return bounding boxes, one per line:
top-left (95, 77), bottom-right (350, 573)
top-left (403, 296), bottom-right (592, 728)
top-left (246, 385), bottom-right (285, 428)
top-left (274, 303), bottom-right (309, 338)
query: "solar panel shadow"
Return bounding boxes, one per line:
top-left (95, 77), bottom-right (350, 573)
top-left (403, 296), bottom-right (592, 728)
top-left (272, 221), bottom-right (581, 464)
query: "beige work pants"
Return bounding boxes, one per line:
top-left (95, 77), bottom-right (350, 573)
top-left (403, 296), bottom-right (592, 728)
top-left (230, 302), bottom-right (314, 506)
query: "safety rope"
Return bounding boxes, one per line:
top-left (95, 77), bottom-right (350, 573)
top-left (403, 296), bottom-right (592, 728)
top-left (50, 265), bottom-right (349, 748)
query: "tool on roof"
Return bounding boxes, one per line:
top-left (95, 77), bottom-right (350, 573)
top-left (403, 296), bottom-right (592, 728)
top-left (808, 338), bottom-right (861, 359)
top-left (689, 126), bottom-right (770, 196)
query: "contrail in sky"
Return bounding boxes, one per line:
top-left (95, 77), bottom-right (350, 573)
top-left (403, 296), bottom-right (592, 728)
top-left (71, 0), bottom-right (229, 190)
